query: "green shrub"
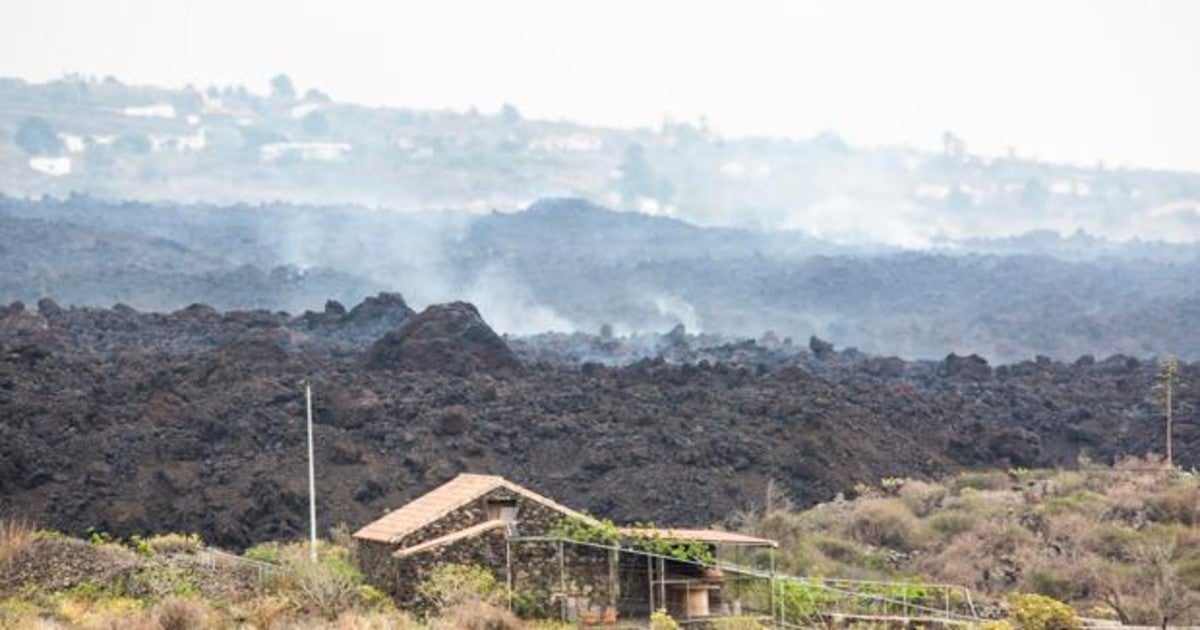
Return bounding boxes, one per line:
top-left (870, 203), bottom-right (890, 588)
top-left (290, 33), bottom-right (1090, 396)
top-left (1007, 593), bottom-right (1082, 630)
top-left (416, 563), bottom-right (499, 613)
top-left (927, 511), bottom-right (979, 538)
top-left (1046, 471), bottom-right (1087, 497)
top-left (0, 597), bottom-right (40, 628)
top-left (1091, 524), bottom-right (1138, 560)
top-left (1038, 491), bottom-right (1104, 518)
top-left (243, 542), bottom-right (281, 563)
top-left (85, 527), bottom-right (115, 546)
top-left (847, 498), bottom-right (924, 551)
top-left (510, 588), bottom-right (551, 618)
top-left (357, 583), bottom-right (395, 612)
top-left (1021, 564), bottom-right (1077, 602)
top-left (147, 533), bottom-right (203, 555)
top-left (131, 565), bottom-right (200, 598)
top-left (128, 534), bottom-right (156, 557)
top-left (650, 608), bottom-right (681, 630)
top-left (954, 471), bottom-right (1009, 493)
top-left (276, 542), bottom-right (365, 620)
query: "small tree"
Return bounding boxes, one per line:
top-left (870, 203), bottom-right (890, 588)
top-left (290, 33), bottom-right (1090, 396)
top-left (1152, 355), bottom-right (1180, 467)
top-left (1138, 539), bottom-right (1195, 630)
top-left (15, 117), bottom-right (63, 155)
top-left (270, 73), bottom-right (296, 100)
top-left (301, 111), bottom-right (329, 136)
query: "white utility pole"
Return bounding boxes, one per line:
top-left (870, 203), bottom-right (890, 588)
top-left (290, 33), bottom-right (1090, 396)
top-left (306, 382), bottom-right (318, 562)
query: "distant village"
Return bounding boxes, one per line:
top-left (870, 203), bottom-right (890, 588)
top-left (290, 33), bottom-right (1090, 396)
top-left (4, 74), bottom-right (1198, 245)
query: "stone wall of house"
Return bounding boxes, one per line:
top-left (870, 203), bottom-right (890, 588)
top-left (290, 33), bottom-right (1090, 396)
top-left (509, 539), bottom-right (617, 618)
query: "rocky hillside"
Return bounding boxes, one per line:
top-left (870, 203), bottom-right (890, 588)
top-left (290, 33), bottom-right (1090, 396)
top-left (0, 296), bottom-right (1193, 551)
top-left (745, 460), bottom-right (1200, 626)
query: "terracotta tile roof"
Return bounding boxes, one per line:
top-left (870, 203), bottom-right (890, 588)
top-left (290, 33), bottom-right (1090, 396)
top-left (618, 527), bottom-right (778, 548)
top-left (392, 519), bottom-right (507, 558)
top-left (353, 473), bottom-right (587, 543)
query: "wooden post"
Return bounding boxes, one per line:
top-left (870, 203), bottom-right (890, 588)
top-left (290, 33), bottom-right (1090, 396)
top-left (558, 539), bottom-right (567, 621)
top-left (647, 555), bottom-right (654, 616)
top-left (769, 549), bottom-right (777, 623)
top-left (608, 547), bottom-right (617, 607)
top-left (659, 557), bottom-right (666, 614)
top-left (505, 539), bottom-right (513, 611)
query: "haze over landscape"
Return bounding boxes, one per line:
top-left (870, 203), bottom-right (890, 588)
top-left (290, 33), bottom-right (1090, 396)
top-left (2, 1), bottom-right (1200, 628)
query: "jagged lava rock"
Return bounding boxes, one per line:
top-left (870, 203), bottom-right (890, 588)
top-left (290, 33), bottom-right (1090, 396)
top-left (365, 302), bottom-right (519, 375)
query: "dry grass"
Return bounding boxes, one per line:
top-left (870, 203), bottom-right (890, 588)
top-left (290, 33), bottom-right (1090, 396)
top-left (145, 533), bottom-right (203, 556)
top-left (428, 600), bottom-right (521, 630)
top-left (331, 610), bottom-right (423, 629)
top-left (1, 519), bottom-right (37, 570)
top-left (150, 597), bottom-right (221, 630)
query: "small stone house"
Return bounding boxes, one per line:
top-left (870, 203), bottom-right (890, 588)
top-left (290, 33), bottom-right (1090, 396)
top-left (354, 473), bottom-right (777, 622)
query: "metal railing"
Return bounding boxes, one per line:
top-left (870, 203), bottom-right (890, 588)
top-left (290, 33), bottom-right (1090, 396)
top-left (510, 535), bottom-right (982, 628)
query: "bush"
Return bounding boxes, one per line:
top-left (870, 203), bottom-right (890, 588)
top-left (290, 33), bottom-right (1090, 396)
top-left (54, 593), bottom-right (149, 628)
top-left (146, 533), bottom-right (203, 555)
top-left (430, 600), bottom-right (521, 630)
top-left (130, 565), bottom-right (201, 598)
top-left (237, 595), bottom-right (292, 629)
top-left (650, 608), bottom-right (681, 630)
top-left (953, 471), bottom-right (1009, 493)
top-left (847, 498), bottom-right (924, 550)
top-left (1021, 562), bottom-right (1078, 602)
top-left (898, 480), bottom-right (948, 517)
top-left (151, 596), bottom-right (221, 630)
top-left (1146, 482), bottom-right (1200, 525)
top-left (357, 584), bottom-right (395, 613)
top-left (276, 542), bottom-right (364, 620)
top-left (0, 597), bottom-right (41, 628)
top-left (243, 542), bottom-right (281, 563)
top-left (927, 511), bottom-right (978, 538)
top-left (417, 564), bottom-right (499, 613)
top-left (15, 117), bottom-right (63, 155)
top-left (510, 588), bottom-right (551, 618)
top-left (1007, 593), bottom-right (1082, 630)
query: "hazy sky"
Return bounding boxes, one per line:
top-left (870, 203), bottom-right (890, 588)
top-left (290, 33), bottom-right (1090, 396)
top-left (3, 0), bottom-right (1198, 171)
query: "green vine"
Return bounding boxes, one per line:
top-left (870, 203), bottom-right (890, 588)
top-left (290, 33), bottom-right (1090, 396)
top-left (550, 516), bottom-right (716, 565)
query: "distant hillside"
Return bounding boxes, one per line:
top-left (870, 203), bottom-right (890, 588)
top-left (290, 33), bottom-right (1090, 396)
top-left (3, 75), bottom-right (1200, 244)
